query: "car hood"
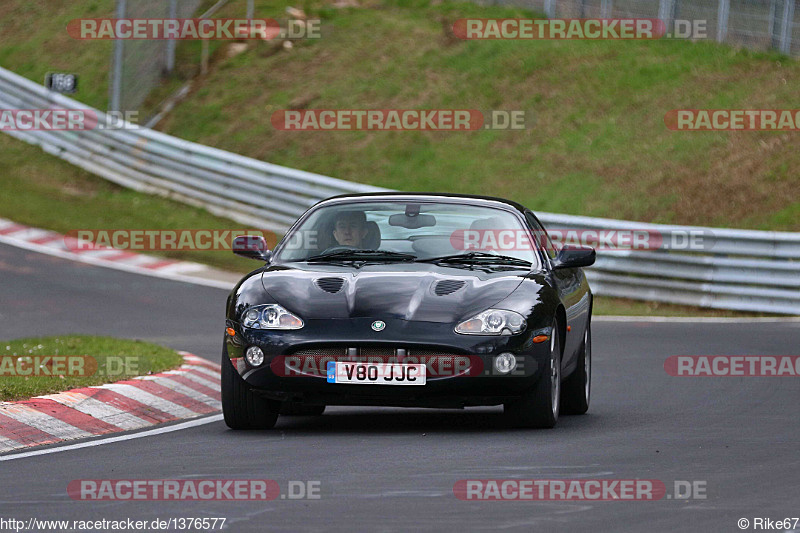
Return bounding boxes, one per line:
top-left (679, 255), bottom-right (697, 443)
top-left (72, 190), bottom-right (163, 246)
top-left (260, 262), bottom-right (529, 323)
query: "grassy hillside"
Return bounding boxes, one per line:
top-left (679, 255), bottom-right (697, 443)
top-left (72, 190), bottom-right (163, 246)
top-left (0, 1), bottom-right (113, 109)
top-left (1, 0), bottom-right (797, 230)
top-left (154, 0), bottom-right (800, 230)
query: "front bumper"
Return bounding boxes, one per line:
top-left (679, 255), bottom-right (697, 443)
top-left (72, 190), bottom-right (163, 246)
top-left (225, 317), bottom-right (551, 408)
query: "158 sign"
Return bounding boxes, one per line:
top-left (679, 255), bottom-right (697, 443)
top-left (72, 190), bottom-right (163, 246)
top-left (45, 73), bottom-right (79, 94)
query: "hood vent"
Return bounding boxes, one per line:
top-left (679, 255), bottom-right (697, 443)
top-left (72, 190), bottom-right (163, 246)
top-left (434, 279), bottom-right (466, 296)
top-left (315, 277), bottom-right (345, 294)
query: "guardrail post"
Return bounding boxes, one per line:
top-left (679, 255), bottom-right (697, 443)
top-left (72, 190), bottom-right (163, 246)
top-left (544, 0), bottom-right (556, 19)
top-left (601, 0), bottom-right (612, 19)
top-left (658, 0), bottom-right (675, 33)
top-left (165, 0), bottom-right (178, 74)
top-left (717, 0), bottom-right (730, 42)
top-left (779, 0), bottom-right (796, 54)
top-left (109, 0), bottom-right (126, 112)
top-left (769, 0), bottom-right (779, 49)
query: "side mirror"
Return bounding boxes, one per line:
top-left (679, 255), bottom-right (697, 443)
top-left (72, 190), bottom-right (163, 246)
top-left (553, 245), bottom-right (595, 270)
top-left (233, 235), bottom-right (272, 262)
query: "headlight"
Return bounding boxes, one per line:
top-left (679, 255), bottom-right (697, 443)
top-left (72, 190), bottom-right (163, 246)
top-left (455, 309), bottom-right (526, 335)
top-left (241, 304), bottom-right (304, 330)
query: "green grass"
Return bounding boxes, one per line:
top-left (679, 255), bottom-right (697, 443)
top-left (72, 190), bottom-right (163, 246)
top-left (0, 1), bottom-right (113, 110)
top-left (0, 335), bottom-right (184, 401)
top-left (153, 0), bottom-right (800, 231)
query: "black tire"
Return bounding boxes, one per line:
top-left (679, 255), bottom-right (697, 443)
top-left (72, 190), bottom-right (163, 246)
top-left (280, 402), bottom-right (326, 416)
top-left (504, 319), bottom-right (561, 429)
top-left (561, 322), bottom-right (591, 415)
top-left (221, 347), bottom-right (280, 430)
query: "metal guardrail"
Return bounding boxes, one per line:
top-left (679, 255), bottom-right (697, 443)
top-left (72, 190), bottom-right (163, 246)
top-left (0, 68), bottom-right (381, 232)
top-left (1, 66), bottom-right (798, 314)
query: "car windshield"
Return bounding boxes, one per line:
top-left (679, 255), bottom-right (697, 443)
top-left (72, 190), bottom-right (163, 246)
top-left (274, 200), bottom-right (540, 267)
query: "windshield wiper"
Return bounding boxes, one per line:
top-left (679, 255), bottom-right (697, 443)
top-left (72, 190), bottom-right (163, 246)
top-left (416, 251), bottom-right (531, 267)
top-left (306, 249), bottom-right (417, 262)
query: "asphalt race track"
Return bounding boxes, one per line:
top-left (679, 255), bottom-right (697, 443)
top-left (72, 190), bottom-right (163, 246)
top-left (0, 241), bottom-right (798, 532)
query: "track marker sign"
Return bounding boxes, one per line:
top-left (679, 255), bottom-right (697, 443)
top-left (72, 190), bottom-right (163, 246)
top-left (45, 73), bottom-right (79, 94)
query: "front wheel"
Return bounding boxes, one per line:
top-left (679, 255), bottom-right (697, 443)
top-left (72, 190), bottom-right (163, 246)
top-left (504, 320), bottom-right (561, 429)
top-left (561, 322), bottom-right (591, 415)
top-left (221, 347), bottom-right (280, 429)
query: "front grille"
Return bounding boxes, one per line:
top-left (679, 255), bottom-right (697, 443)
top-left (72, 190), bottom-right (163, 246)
top-left (357, 346), bottom-right (396, 357)
top-left (290, 346), bottom-right (463, 358)
top-left (285, 353), bottom-right (467, 365)
top-left (291, 347), bottom-right (347, 356)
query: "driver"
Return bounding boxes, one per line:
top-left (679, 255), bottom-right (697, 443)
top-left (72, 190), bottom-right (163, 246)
top-left (332, 211), bottom-right (368, 248)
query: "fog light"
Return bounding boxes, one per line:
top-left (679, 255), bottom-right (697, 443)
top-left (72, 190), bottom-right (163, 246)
top-left (245, 346), bottom-right (265, 367)
top-left (494, 352), bottom-right (517, 374)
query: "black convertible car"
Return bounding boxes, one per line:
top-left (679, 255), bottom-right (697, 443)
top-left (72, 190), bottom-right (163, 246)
top-left (222, 193), bottom-right (594, 429)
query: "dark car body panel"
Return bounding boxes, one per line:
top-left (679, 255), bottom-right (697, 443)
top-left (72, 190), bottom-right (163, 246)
top-left (258, 263), bottom-right (526, 322)
top-left (225, 193), bottom-right (593, 408)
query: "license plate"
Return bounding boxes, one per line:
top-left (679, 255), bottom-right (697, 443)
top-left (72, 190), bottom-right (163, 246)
top-left (327, 362), bottom-right (426, 385)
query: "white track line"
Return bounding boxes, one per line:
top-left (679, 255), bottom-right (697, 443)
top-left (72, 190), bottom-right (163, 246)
top-left (39, 391), bottom-right (151, 432)
top-left (0, 414), bottom-right (224, 462)
top-left (152, 262), bottom-right (209, 275)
